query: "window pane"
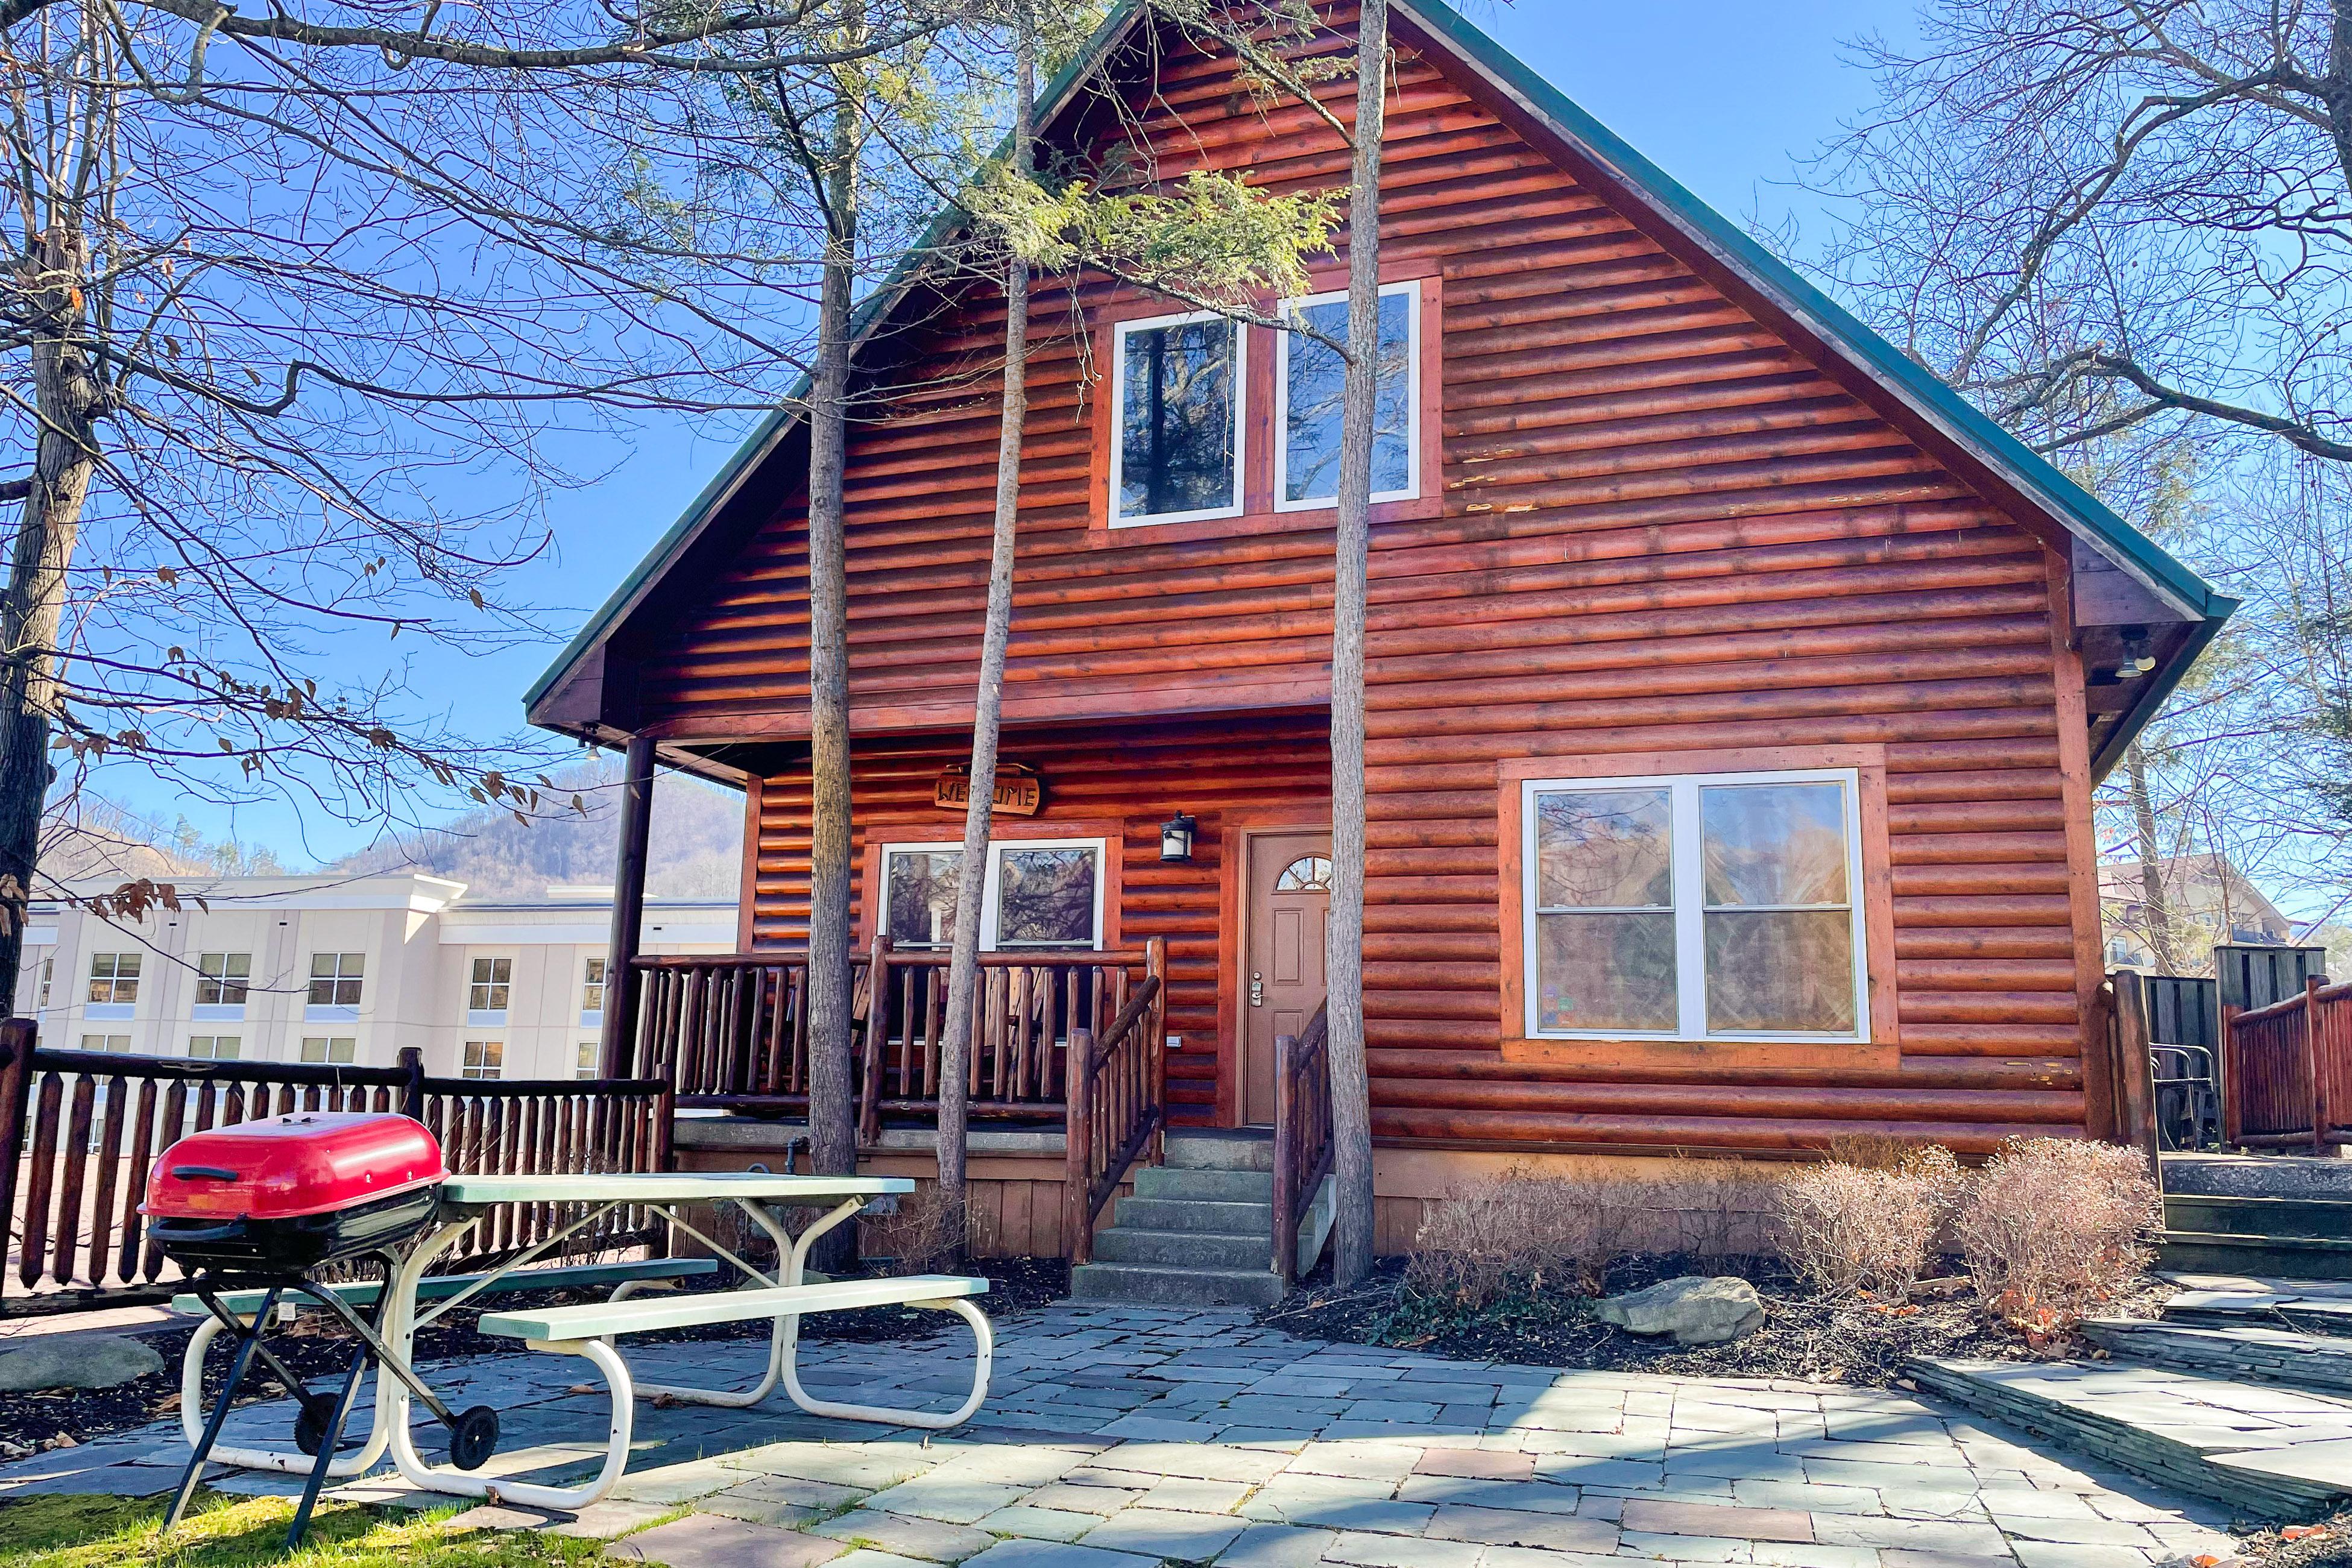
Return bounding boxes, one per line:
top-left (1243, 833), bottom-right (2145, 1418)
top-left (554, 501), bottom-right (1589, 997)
top-left (1534, 789), bottom-right (1671, 908)
top-left (1705, 910), bottom-right (1856, 1032)
top-left (1536, 912), bottom-right (1678, 1031)
top-left (995, 848), bottom-right (1097, 948)
top-left (1120, 320), bottom-right (1237, 518)
top-left (1701, 782), bottom-right (1850, 906)
top-left (887, 851), bottom-right (962, 948)
top-left (1284, 292), bottom-right (1413, 503)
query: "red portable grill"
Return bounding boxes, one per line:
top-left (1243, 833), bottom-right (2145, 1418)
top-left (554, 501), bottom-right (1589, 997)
top-left (146, 1112), bottom-right (499, 1548)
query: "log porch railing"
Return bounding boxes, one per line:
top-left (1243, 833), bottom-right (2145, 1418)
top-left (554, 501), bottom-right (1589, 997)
top-left (631, 940), bottom-right (1167, 1143)
top-left (1270, 1002), bottom-right (1332, 1287)
top-left (0, 1019), bottom-right (669, 1318)
top-left (1062, 959), bottom-right (1166, 1266)
top-left (2224, 975), bottom-right (2352, 1151)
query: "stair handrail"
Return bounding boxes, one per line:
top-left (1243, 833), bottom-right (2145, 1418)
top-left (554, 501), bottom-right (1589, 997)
top-left (1063, 937), bottom-right (1166, 1265)
top-left (1270, 1000), bottom-right (1332, 1287)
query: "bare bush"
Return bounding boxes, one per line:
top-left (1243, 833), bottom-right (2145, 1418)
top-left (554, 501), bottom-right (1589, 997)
top-left (1404, 1164), bottom-right (1772, 1306)
top-left (1957, 1139), bottom-right (2161, 1336)
top-left (1821, 1132), bottom-right (1915, 1171)
top-left (859, 1182), bottom-right (983, 1276)
top-left (1776, 1146), bottom-right (1961, 1297)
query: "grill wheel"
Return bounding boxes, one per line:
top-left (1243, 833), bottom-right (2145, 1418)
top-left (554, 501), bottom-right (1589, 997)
top-left (449, 1405), bottom-right (501, 1471)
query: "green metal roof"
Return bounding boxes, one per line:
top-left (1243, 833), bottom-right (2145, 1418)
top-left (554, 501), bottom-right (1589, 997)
top-left (529, 0), bottom-right (2234, 751)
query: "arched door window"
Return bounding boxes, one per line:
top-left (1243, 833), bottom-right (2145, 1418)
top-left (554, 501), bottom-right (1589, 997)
top-left (1274, 855), bottom-right (1332, 893)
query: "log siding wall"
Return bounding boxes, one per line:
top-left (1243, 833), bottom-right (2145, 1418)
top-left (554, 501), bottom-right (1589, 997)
top-left (646, 11), bottom-right (2095, 1154)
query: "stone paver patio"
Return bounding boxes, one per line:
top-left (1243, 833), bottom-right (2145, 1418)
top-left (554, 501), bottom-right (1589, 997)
top-left (0, 1303), bottom-right (2260, 1567)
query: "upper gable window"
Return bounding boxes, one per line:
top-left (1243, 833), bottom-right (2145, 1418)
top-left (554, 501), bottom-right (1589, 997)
top-left (1111, 311), bottom-right (1245, 527)
top-left (1276, 282), bottom-right (1420, 510)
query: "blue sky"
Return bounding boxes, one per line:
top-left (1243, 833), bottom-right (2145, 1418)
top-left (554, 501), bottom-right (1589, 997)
top-left (123, 0), bottom-right (1923, 866)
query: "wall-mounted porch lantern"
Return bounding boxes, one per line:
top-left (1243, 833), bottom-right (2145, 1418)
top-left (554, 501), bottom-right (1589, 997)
top-left (1159, 813), bottom-right (1197, 864)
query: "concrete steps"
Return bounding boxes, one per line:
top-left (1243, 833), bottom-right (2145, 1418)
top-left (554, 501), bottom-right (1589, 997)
top-left (2165, 1279), bottom-right (2352, 1338)
top-left (2160, 1195), bottom-right (2352, 1280)
top-left (1068, 1132), bottom-right (1285, 1309)
top-left (1906, 1356), bottom-right (2352, 1522)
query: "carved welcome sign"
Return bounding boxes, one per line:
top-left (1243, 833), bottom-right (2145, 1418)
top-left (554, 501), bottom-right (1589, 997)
top-left (934, 763), bottom-right (1042, 817)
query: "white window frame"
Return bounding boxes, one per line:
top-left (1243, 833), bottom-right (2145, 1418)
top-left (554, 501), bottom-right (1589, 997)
top-left (1273, 280), bottom-right (1422, 513)
top-left (87, 951), bottom-right (141, 1015)
top-left (576, 1040), bottom-right (600, 1079)
top-left (1519, 767), bottom-right (1870, 1044)
top-left (1108, 309), bottom-right (1247, 529)
top-left (81, 1034), bottom-right (134, 1054)
top-left (467, 954), bottom-right (512, 1026)
top-left (581, 957), bottom-right (607, 1026)
top-left (300, 1036), bottom-right (356, 1065)
top-left (878, 837), bottom-right (1108, 953)
top-left (187, 1034), bottom-right (241, 1061)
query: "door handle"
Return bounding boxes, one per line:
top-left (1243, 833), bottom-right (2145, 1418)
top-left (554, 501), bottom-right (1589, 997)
top-left (1249, 972), bottom-right (1264, 1007)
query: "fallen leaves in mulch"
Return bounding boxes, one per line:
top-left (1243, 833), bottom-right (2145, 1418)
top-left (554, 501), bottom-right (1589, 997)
top-left (2237, 1513), bottom-right (2352, 1568)
top-left (1258, 1254), bottom-right (2171, 1388)
top-left (0, 1256), bottom-right (1067, 1456)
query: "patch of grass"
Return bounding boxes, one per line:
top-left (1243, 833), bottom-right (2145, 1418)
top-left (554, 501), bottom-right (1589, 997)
top-left (0, 1490), bottom-right (609, 1568)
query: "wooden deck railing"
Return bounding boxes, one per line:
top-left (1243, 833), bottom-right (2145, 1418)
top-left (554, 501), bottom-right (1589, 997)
top-left (2224, 976), bottom-right (2352, 1151)
top-left (1270, 1003), bottom-right (1332, 1288)
top-left (0, 1020), bottom-right (667, 1318)
top-left (633, 942), bottom-right (1164, 1139)
top-left (1063, 950), bottom-right (1167, 1266)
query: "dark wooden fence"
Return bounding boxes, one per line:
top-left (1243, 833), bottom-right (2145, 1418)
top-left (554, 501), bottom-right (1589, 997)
top-left (0, 1020), bottom-right (668, 1318)
top-left (1270, 1004), bottom-right (1332, 1288)
top-left (2224, 977), bottom-right (2352, 1151)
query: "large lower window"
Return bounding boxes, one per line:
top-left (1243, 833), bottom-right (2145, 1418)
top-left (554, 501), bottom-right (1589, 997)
top-left (301, 1036), bottom-right (356, 1065)
top-left (188, 1035), bottom-right (241, 1061)
top-left (1276, 281), bottom-right (1419, 509)
top-left (1519, 769), bottom-right (1869, 1042)
top-left (462, 1039), bottom-right (503, 1080)
top-left (879, 839), bottom-right (1105, 952)
top-left (1111, 312), bottom-right (1243, 526)
top-left (308, 952), bottom-right (364, 1008)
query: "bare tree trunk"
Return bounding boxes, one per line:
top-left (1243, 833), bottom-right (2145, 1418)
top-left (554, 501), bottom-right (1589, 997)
top-left (0, 231), bottom-right (102, 1016)
top-left (804, 30), bottom-right (865, 1262)
top-left (938, 4), bottom-right (1035, 1264)
top-left (1325, 0), bottom-right (1385, 1288)
top-left (2125, 741), bottom-right (2182, 975)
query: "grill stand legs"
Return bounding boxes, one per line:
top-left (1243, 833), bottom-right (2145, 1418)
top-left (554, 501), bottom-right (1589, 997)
top-left (162, 1286), bottom-right (283, 1534)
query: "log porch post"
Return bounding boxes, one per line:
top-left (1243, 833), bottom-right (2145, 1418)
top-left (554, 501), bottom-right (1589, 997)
top-left (601, 733), bottom-right (657, 1080)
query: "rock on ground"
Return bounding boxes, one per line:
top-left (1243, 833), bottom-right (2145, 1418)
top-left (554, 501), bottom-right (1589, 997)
top-left (0, 1335), bottom-right (166, 1392)
top-left (1592, 1276), bottom-right (1764, 1344)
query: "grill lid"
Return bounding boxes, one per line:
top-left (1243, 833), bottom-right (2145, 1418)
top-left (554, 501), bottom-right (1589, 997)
top-left (142, 1111), bottom-right (446, 1222)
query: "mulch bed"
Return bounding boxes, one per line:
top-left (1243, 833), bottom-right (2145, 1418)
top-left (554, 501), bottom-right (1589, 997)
top-left (1258, 1253), bottom-right (2172, 1388)
top-left (0, 1256), bottom-right (1066, 1458)
top-left (2238, 1511), bottom-right (2352, 1568)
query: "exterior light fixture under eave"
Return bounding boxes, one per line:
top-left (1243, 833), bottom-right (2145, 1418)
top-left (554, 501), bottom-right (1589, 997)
top-left (1160, 814), bottom-right (1197, 864)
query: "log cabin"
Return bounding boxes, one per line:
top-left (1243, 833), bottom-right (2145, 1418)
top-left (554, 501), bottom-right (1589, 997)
top-left (526, 1), bottom-right (2234, 1292)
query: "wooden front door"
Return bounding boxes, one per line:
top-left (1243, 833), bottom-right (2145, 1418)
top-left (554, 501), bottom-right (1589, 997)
top-left (1244, 833), bottom-right (1332, 1126)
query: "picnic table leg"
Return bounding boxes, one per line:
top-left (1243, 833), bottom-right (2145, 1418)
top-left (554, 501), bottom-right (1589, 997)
top-left (380, 1219), bottom-right (639, 1510)
top-left (175, 1299), bottom-right (394, 1482)
top-left (621, 1195), bottom-right (843, 1409)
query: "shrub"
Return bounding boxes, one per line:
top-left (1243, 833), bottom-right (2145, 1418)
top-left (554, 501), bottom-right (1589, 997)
top-left (1775, 1145), bottom-right (1960, 1297)
top-left (1956, 1138), bottom-right (2160, 1336)
top-left (1404, 1164), bottom-right (1770, 1306)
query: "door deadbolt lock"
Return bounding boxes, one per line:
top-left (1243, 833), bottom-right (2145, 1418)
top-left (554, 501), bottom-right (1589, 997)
top-left (1249, 971), bottom-right (1264, 1007)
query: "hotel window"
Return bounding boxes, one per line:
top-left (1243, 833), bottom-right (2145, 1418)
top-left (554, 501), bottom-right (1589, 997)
top-left (81, 1034), bottom-right (133, 1053)
top-left (1110, 311), bottom-right (1244, 527)
top-left (300, 1036), bottom-right (356, 1065)
top-left (468, 957), bottom-right (512, 1015)
top-left (462, 1039), bottom-right (503, 1080)
top-left (87, 952), bottom-right (141, 1006)
top-left (1275, 282), bottom-right (1420, 510)
top-left (307, 953), bottom-right (365, 1008)
top-left (1518, 769), bottom-right (1868, 1042)
top-left (576, 1041), bottom-right (599, 1079)
top-left (35, 955), bottom-right (52, 1010)
top-left (880, 839), bottom-right (1104, 953)
top-left (195, 952), bottom-right (251, 1006)
top-left (187, 1035), bottom-right (241, 1061)
top-left (581, 957), bottom-right (607, 1016)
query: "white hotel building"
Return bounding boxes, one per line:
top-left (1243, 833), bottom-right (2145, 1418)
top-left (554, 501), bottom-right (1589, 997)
top-left (12, 874), bottom-right (733, 1081)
